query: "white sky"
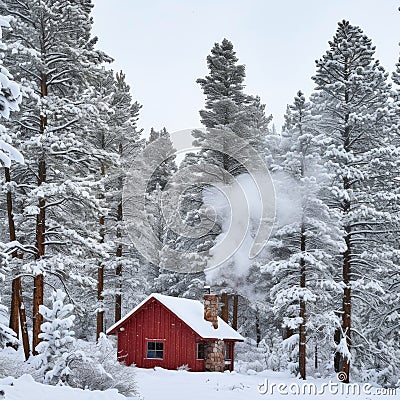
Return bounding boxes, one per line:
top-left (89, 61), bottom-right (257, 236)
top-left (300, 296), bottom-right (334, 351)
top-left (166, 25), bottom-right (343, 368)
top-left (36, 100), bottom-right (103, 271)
top-left (92, 0), bottom-right (400, 135)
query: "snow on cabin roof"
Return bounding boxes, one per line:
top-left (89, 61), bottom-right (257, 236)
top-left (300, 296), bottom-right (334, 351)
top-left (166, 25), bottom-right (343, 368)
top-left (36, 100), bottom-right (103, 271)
top-left (106, 293), bottom-right (244, 341)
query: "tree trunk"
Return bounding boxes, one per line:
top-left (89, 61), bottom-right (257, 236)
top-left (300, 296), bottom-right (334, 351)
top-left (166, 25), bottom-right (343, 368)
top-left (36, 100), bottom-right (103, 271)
top-left (299, 222), bottom-right (306, 380)
top-left (114, 174), bottom-right (123, 323)
top-left (339, 87), bottom-right (351, 382)
top-left (334, 326), bottom-right (341, 372)
top-left (96, 258), bottom-right (104, 340)
top-left (32, 160), bottom-right (46, 354)
top-left (19, 292), bottom-right (30, 360)
top-left (115, 264), bottom-right (122, 323)
top-left (255, 310), bottom-right (261, 345)
top-left (341, 229), bottom-right (351, 383)
top-left (96, 160), bottom-right (106, 340)
top-left (232, 294), bottom-right (238, 330)
top-left (5, 167), bottom-right (30, 358)
top-left (9, 277), bottom-right (20, 339)
top-left (220, 292), bottom-right (229, 323)
top-left (32, 74), bottom-right (48, 354)
top-left (32, 273), bottom-right (44, 354)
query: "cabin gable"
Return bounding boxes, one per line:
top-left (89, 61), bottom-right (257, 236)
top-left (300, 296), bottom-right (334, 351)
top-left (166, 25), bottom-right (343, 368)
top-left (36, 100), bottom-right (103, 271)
top-left (115, 297), bottom-right (206, 371)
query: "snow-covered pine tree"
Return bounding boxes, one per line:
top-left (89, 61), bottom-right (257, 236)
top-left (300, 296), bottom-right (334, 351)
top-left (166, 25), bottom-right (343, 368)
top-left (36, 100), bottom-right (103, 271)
top-left (107, 71), bottom-right (142, 323)
top-left (155, 151), bottom-right (208, 299)
top-left (262, 91), bottom-right (343, 378)
top-left (68, 65), bottom-right (116, 340)
top-left (146, 128), bottom-right (177, 192)
top-left (311, 20), bottom-right (396, 382)
top-left (121, 127), bottom-right (184, 298)
top-left (362, 36), bottom-right (400, 385)
top-left (0, 15), bottom-right (21, 166)
top-left (141, 128), bottom-right (177, 291)
top-left (194, 38), bottom-right (271, 176)
top-left (192, 39), bottom-right (275, 339)
top-left (36, 289), bottom-right (75, 385)
top-left (0, 14), bottom-right (22, 349)
top-left (0, 0), bottom-right (112, 350)
top-left (68, 65), bottom-right (143, 336)
top-left (196, 38), bottom-right (247, 130)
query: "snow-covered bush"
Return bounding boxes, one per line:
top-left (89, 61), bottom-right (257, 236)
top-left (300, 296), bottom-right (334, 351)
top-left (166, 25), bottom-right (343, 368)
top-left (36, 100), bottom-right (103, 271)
top-left (358, 366), bottom-right (399, 389)
top-left (35, 290), bottom-right (75, 385)
top-left (0, 250), bottom-right (17, 349)
top-left (0, 347), bottom-right (38, 379)
top-left (66, 334), bottom-right (137, 397)
top-left (235, 336), bottom-right (287, 373)
top-left (0, 294), bottom-right (17, 348)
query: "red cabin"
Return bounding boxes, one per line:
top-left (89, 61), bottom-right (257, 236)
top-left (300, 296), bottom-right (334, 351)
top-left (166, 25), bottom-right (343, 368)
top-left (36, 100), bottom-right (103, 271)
top-left (106, 293), bottom-right (244, 372)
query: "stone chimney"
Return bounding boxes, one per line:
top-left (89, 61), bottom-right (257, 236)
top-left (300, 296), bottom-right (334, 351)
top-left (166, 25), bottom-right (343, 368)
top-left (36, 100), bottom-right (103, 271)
top-left (204, 294), bottom-right (218, 329)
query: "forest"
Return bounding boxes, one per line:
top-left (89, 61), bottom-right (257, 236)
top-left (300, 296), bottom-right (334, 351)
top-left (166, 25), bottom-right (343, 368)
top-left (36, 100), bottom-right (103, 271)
top-left (0, 0), bottom-right (399, 397)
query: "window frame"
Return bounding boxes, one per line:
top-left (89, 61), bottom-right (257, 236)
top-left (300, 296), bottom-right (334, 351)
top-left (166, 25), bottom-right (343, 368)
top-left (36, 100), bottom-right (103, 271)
top-left (196, 342), bottom-right (205, 360)
top-left (146, 340), bottom-right (165, 360)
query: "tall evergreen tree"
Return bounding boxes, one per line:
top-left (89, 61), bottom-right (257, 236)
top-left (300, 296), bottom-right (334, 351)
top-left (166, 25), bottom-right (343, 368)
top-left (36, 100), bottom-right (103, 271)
top-left (263, 91), bottom-right (343, 379)
top-left (0, 14), bottom-right (22, 349)
top-left (155, 151), bottom-right (208, 299)
top-left (109, 71), bottom-right (142, 323)
top-left (0, 0), bottom-right (112, 350)
top-left (196, 38), bottom-right (246, 130)
top-left (312, 20), bottom-right (395, 382)
top-left (194, 38), bottom-right (271, 176)
top-left (142, 128), bottom-right (177, 292)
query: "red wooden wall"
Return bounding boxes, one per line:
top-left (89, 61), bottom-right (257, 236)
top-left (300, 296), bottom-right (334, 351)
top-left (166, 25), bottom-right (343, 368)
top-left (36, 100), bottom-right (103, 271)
top-left (116, 297), bottom-right (206, 371)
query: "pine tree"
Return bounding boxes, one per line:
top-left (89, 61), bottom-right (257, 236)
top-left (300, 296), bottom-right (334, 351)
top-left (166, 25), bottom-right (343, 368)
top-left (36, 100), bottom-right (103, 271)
top-left (190, 39), bottom-right (273, 282)
top-left (0, 23), bottom-right (21, 166)
top-left (146, 128), bottom-right (177, 192)
top-left (35, 289), bottom-right (75, 385)
top-left (194, 38), bottom-right (271, 176)
top-left (0, 14), bottom-right (22, 349)
top-left (196, 38), bottom-right (246, 128)
top-left (124, 127), bottom-right (176, 285)
top-left (69, 66), bottom-right (143, 336)
top-left (155, 152), bottom-right (207, 298)
top-left (364, 34), bottom-right (400, 384)
top-left (189, 40), bottom-right (274, 335)
top-left (0, 0), bottom-right (112, 350)
top-left (263, 91), bottom-right (343, 378)
top-left (108, 71), bottom-right (142, 323)
top-left (312, 20), bottom-right (395, 382)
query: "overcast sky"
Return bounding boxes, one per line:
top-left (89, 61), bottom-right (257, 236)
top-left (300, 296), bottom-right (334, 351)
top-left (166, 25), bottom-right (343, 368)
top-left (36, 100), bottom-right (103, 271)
top-left (92, 1), bottom-right (400, 135)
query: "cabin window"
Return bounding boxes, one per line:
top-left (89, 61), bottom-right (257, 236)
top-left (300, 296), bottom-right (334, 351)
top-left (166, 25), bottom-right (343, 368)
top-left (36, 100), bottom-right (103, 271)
top-left (147, 341), bottom-right (164, 359)
top-left (196, 343), bottom-right (205, 360)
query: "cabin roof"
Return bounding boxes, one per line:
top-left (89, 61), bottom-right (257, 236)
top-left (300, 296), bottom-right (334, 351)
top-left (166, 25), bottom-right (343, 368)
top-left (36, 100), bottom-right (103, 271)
top-left (106, 293), bottom-right (244, 341)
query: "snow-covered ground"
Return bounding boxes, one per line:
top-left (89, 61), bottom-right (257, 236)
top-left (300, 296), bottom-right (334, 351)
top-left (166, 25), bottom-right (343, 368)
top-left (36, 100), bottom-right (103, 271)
top-left (135, 367), bottom-right (399, 400)
top-left (0, 374), bottom-right (129, 400)
top-left (0, 368), bottom-right (398, 400)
